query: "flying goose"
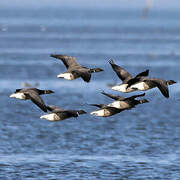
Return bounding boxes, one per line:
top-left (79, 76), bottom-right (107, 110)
top-left (101, 92), bottom-right (149, 109)
top-left (10, 88), bottom-right (54, 112)
top-left (109, 60), bottom-right (149, 92)
top-left (126, 77), bottom-right (176, 98)
top-left (50, 54), bottom-right (103, 82)
top-left (40, 105), bottom-right (86, 121)
top-left (90, 92), bottom-right (148, 117)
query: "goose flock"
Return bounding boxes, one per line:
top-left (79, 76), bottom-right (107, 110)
top-left (10, 54), bottom-right (176, 121)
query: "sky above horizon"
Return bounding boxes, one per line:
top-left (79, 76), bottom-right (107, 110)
top-left (0, 0), bottom-right (180, 9)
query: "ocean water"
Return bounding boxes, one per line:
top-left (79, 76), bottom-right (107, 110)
top-left (0, 6), bottom-right (180, 179)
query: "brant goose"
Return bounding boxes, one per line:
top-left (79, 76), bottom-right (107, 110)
top-left (50, 54), bottom-right (103, 82)
top-left (109, 60), bottom-right (149, 92)
top-left (126, 77), bottom-right (176, 98)
top-left (102, 92), bottom-right (149, 109)
top-left (40, 105), bottom-right (86, 121)
top-left (10, 88), bottom-right (54, 112)
top-left (90, 92), bottom-right (148, 117)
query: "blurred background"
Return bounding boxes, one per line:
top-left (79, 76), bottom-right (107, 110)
top-left (1, 0), bottom-right (180, 179)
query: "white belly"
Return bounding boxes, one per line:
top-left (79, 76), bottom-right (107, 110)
top-left (57, 73), bottom-right (75, 80)
top-left (9, 92), bottom-right (26, 100)
top-left (40, 113), bottom-right (60, 121)
top-left (111, 84), bottom-right (135, 93)
top-left (90, 109), bottom-right (111, 117)
top-left (131, 82), bottom-right (150, 91)
top-left (107, 101), bottom-right (129, 109)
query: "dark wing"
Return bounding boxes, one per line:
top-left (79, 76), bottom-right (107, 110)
top-left (135, 69), bottom-right (149, 78)
top-left (126, 77), bottom-right (142, 88)
top-left (24, 90), bottom-right (47, 112)
top-left (126, 70), bottom-right (149, 88)
top-left (105, 106), bottom-right (124, 113)
top-left (77, 110), bottom-right (87, 115)
top-left (145, 78), bottom-right (169, 98)
top-left (72, 70), bottom-right (91, 83)
top-left (101, 91), bottom-right (125, 101)
top-left (50, 54), bottom-right (80, 69)
top-left (53, 109), bottom-right (85, 117)
top-left (125, 93), bottom-right (145, 100)
top-left (109, 60), bottom-right (132, 83)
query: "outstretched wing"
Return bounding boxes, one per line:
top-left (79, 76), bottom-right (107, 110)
top-left (50, 54), bottom-right (80, 69)
top-left (24, 90), bottom-right (47, 112)
top-left (109, 60), bottom-right (132, 83)
top-left (125, 93), bottom-right (145, 100)
top-left (126, 77), bottom-right (142, 88)
top-left (101, 91), bottom-right (125, 101)
top-left (145, 79), bottom-right (169, 98)
top-left (135, 69), bottom-right (149, 78)
top-left (126, 70), bottom-right (149, 88)
top-left (105, 106), bottom-right (124, 113)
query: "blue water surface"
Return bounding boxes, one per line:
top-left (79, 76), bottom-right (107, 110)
top-left (0, 5), bottom-right (180, 179)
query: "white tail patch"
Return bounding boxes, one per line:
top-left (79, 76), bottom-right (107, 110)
top-left (131, 82), bottom-right (150, 91)
top-left (111, 84), bottom-right (135, 93)
top-left (9, 93), bottom-right (26, 100)
top-left (107, 101), bottom-right (129, 109)
top-left (90, 109), bottom-right (111, 117)
top-left (57, 73), bottom-right (75, 80)
top-left (40, 113), bottom-right (60, 121)
top-left (90, 109), bottom-right (106, 117)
